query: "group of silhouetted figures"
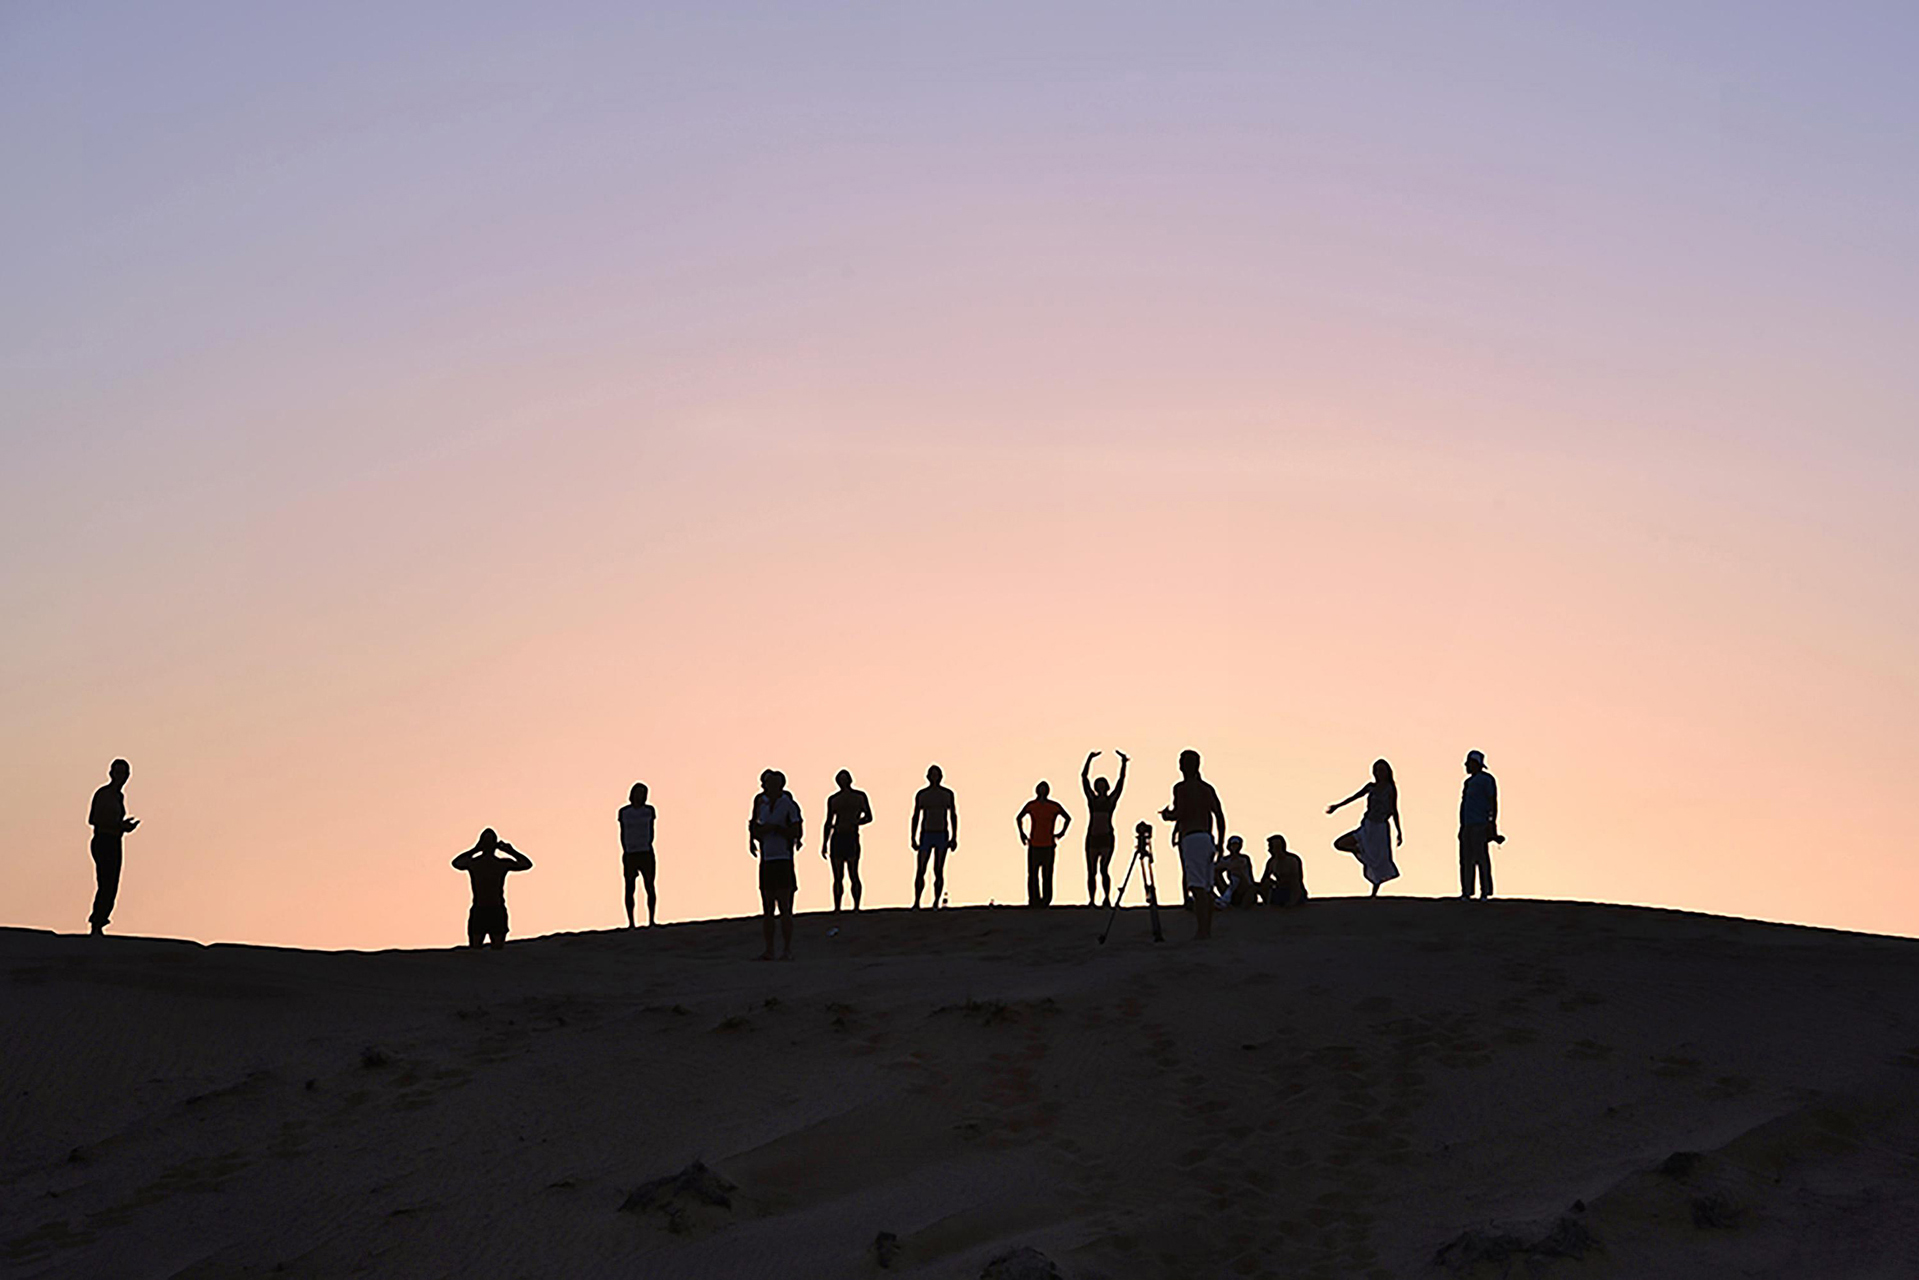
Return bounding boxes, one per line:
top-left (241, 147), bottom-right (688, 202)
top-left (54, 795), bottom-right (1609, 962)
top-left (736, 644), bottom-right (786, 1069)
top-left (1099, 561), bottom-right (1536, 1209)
top-left (81, 749), bottom-right (1502, 955)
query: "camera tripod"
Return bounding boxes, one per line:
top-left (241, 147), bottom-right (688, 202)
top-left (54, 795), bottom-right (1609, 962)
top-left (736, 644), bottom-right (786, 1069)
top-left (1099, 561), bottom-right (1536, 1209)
top-left (1098, 821), bottom-right (1164, 944)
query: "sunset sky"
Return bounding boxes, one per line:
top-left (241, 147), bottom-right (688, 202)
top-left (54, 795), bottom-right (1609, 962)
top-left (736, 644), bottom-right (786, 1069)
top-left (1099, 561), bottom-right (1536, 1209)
top-left (4, 2), bottom-right (1916, 949)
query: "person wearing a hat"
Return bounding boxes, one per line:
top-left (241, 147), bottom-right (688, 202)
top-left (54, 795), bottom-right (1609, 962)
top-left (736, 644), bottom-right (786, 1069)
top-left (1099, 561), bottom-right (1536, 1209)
top-left (1458, 750), bottom-right (1502, 900)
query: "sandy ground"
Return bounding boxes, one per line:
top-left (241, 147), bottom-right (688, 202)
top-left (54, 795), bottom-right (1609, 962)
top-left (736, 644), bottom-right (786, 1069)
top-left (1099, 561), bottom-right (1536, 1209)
top-left (5, 898), bottom-right (1919, 1279)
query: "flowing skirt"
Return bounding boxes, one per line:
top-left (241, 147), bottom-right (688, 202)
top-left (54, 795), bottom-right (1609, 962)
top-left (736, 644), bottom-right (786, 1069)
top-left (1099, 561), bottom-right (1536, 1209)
top-left (1340, 819), bottom-right (1400, 887)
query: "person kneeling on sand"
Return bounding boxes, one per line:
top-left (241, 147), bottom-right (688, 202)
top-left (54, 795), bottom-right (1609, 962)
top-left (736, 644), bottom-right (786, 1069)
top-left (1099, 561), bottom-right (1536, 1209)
top-left (452, 828), bottom-right (533, 950)
top-left (1215, 836), bottom-right (1257, 908)
top-left (1259, 835), bottom-right (1308, 908)
top-left (749, 769), bottom-right (804, 960)
top-left (1160, 749), bottom-right (1227, 940)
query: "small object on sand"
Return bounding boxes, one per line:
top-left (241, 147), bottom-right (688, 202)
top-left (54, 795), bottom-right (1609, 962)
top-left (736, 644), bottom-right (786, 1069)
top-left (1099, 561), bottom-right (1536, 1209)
top-left (619, 1160), bottom-right (738, 1234)
top-left (980, 1245), bottom-right (1062, 1279)
top-left (827, 927), bottom-right (841, 937)
top-left (873, 1231), bottom-right (901, 1268)
top-left (359, 1046), bottom-right (392, 1069)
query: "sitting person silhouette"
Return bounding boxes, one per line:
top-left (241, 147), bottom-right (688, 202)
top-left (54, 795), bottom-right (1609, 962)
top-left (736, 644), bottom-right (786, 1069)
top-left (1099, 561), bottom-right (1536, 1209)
top-left (452, 828), bottom-right (533, 950)
top-left (1259, 834), bottom-right (1308, 907)
top-left (1214, 835), bottom-right (1257, 908)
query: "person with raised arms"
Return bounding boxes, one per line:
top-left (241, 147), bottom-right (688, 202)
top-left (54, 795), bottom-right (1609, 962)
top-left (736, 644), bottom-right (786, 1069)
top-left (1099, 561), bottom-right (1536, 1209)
top-left (452, 828), bottom-right (533, 950)
top-left (1080, 749), bottom-right (1128, 908)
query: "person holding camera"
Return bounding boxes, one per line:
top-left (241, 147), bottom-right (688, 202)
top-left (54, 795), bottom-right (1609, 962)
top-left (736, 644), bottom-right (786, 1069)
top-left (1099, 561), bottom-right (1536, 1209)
top-left (1458, 750), bottom-right (1503, 900)
top-left (1161, 749), bottom-right (1227, 940)
top-left (86, 758), bottom-right (140, 936)
top-left (750, 769), bottom-right (804, 959)
top-left (451, 828), bottom-right (533, 950)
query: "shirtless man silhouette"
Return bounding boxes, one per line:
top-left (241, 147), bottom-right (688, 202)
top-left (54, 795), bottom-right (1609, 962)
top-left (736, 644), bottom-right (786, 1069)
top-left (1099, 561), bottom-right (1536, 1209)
top-left (1160, 749), bottom-right (1227, 940)
top-left (911, 765), bottom-right (959, 909)
top-left (821, 769), bottom-right (873, 912)
top-left (452, 828), bottom-right (534, 950)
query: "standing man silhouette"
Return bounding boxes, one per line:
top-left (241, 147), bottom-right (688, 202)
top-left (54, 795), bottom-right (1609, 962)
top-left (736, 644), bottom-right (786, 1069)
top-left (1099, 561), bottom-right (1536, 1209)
top-left (452, 828), bottom-right (533, 950)
top-left (1458, 750), bottom-right (1502, 900)
top-left (749, 769), bottom-right (803, 959)
top-left (86, 758), bottom-right (139, 936)
top-left (618, 782), bottom-right (658, 928)
top-left (1080, 750), bottom-right (1128, 907)
top-left (1017, 781), bottom-right (1072, 907)
top-left (911, 765), bottom-right (959, 909)
top-left (1161, 749), bottom-right (1227, 940)
top-left (821, 769), bottom-right (872, 913)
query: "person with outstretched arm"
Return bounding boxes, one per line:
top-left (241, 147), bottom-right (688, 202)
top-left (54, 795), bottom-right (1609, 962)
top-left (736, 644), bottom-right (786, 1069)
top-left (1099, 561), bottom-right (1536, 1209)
top-left (1017, 780), bottom-right (1072, 907)
top-left (750, 769), bottom-right (804, 959)
top-left (1458, 750), bottom-right (1503, 900)
top-left (1161, 749), bottom-right (1227, 940)
top-left (452, 828), bottom-right (533, 950)
top-left (821, 769), bottom-right (872, 913)
top-left (619, 782), bottom-right (658, 928)
top-left (911, 765), bottom-right (959, 909)
top-left (1327, 758), bottom-right (1403, 897)
top-left (86, 758), bottom-right (139, 936)
top-left (1080, 750), bottom-right (1128, 907)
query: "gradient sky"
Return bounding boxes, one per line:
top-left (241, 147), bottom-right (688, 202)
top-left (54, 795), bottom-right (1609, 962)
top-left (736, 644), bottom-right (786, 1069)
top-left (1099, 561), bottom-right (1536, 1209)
top-left (4, 2), bottom-right (1916, 949)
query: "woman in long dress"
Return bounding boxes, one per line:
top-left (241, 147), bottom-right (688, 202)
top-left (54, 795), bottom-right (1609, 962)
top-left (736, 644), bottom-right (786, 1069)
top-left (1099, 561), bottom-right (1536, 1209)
top-left (1327, 758), bottom-right (1402, 896)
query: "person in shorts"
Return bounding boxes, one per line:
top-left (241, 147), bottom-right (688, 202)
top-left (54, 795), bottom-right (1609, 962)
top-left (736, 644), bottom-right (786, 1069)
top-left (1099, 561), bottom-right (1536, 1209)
top-left (1160, 749), bottom-right (1227, 940)
top-left (911, 765), bottom-right (959, 909)
top-left (452, 828), bottom-right (533, 950)
top-left (619, 782), bottom-right (658, 928)
top-left (821, 769), bottom-right (872, 912)
top-left (749, 769), bottom-right (803, 959)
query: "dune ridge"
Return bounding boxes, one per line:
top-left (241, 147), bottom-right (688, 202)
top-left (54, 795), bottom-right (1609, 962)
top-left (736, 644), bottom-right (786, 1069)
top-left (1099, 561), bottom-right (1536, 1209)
top-left (5, 899), bottom-right (1919, 1278)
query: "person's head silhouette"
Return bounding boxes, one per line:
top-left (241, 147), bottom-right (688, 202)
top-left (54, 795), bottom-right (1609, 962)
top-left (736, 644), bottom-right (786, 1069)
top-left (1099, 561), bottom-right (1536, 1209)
top-left (926, 764), bottom-right (943, 785)
top-left (761, 769), bottom-right (785, 797)
top-left (1093, 775), bottom-right (1111, 797)
top-left (477, 827), bottom-right (499, 853)
top-left (108, 758), bottom-right (129, 785)
top-left (630, 781), bottom-right (648, 806)
top-left (1373, 759), bottom-right (1395, 787)
top-left (1226, 835), bottom-right (1243, 855)
top-left (1034, 780), bottom-right (1050, 800)
top-left (1465, 750), bottom-right (1485, 774)
top-left (836, 769), bottom-right (853, 789)
top-left (1267, 834), bottom-right (1289, 855)
top-left (1179, 749), bottom-right (1201, 778)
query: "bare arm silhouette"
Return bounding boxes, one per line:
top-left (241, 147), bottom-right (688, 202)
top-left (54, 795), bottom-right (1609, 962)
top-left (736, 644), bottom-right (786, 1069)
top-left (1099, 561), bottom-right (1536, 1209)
top-left (947, 793), bottom-right (959, 850)
top-left (1326, 783), bottom-right (1370, 815)
top-left (1016, 802), bottom-right (1031, 847)
top-left (1113, 751), bottom-right (1128, 801)
top-left (1081, 752), bottom-right (1098, 803)
top-left (496, 840), bottom-right (534, 871)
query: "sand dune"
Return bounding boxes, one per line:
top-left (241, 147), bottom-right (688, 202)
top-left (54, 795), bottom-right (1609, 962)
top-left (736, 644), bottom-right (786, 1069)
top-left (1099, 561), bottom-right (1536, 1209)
top-left (5, 900), bottom-right (1919, 1278)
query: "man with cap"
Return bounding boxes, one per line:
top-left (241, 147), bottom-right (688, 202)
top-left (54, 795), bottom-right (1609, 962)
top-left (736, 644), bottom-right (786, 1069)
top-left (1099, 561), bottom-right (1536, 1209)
top-left (1458, 750), bottom-right (1503, 900)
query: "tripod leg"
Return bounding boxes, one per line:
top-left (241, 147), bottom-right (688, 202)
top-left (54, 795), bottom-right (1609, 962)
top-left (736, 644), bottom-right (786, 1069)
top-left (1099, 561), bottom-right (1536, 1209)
top-left (1143, 856), bottom-right (1164, 943)
top-left (1098, 848), bottom-right (1141, 945)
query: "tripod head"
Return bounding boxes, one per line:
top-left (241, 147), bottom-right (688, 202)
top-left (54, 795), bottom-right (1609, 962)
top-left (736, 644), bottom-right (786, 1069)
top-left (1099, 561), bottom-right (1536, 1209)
top-left (1134, 821), bottom-right (1154, 859)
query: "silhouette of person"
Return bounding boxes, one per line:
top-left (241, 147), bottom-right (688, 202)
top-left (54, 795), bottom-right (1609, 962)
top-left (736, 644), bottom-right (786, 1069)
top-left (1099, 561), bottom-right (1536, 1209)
top-left (1016, 781), bottom-right (1072, 908)
top-left (86, 758), bottom-right (139, 936)
top-left (1080, 750), bottom-right (1129, 907)
top-left (821, 769), bottom-right (872, 913)
top-left (1328, 759), bottom-right (1403, 897)
top-left (1160, 749), bottom-right (1227, 940)
top-left (1458, 749), bottom-right (1503, 900)
top-left (1258, 834), bottom-right (1308, 907)
top-left (749, 769), bottom-right (803, 959)
top-left (451, 828), bottom-right (533, 950)
top-left (911, 765), bottom-right (959, 909)
top-left (619, 782), bottom-right (658, 928)
top-left (1215, 835), bottom-right (1257, 908)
